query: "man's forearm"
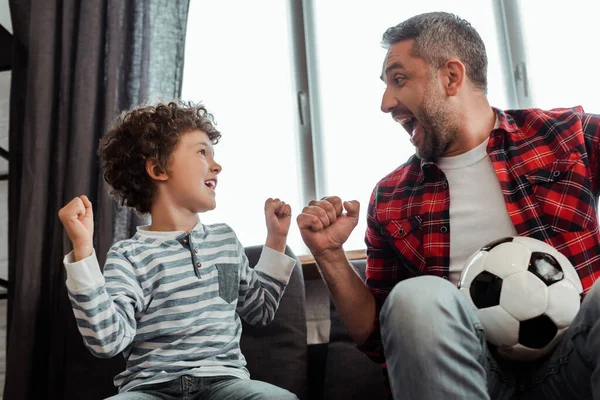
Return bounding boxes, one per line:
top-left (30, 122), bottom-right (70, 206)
top-left (314, 249), bottom-right (376, 345)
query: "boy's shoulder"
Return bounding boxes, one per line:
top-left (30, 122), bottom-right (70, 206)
top-left (202, 222), bottom-right (235, 234)
top-left (196, 222), bottom-right (241, 244)
top-left (107, 236), bottom-right (152, 257)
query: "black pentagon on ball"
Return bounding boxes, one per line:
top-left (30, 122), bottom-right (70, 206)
top-left (470, 271), bottom-right (503, 309)
top-left (528, 252), bottom-right (564, 286)
top-left (480, 237), bottom-right (514, 251)
top-left (519, 314), bottom-right (558, 349)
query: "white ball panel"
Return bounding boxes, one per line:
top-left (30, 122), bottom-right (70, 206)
top-left (546, 280), bottom-right (582, 329)
top-left (512, 236), bottom-right (555, 253)
top-left (500, 272), bottom-right (548, 321)
top-left (476, 306), bottom-right (519, 347)
top-left (484, 242), bottom-right (531, 279)
top-left (458, 251), bottom-right (488, 289)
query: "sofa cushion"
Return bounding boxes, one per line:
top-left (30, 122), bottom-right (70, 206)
top-left (240, 245), bottom-right (308, 400)
top-left (322, 259), bottom-right (387, 400)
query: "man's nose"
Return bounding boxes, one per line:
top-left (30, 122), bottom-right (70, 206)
top-left (380, 87), bottom-right (397, 113)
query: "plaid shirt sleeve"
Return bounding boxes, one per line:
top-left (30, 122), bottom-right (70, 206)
top-left (582, 112), bottom-right (600, 195)
top-left (357, 186), bottom-right (415, 363)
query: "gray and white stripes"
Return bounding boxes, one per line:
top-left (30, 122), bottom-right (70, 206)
top-left (64, 221), bottom-right (295, 392)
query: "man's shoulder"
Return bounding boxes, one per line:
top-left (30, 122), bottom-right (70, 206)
top-left (502, 106), bottom-right (586, 134)
top-left (374, 154), bottom-right (421, 190)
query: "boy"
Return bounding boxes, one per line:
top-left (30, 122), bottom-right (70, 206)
top-left (58, 101), bottom-right (299, 399)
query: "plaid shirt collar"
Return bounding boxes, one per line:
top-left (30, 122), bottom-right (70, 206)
top-left (418, 107), bottom-right (520, 172)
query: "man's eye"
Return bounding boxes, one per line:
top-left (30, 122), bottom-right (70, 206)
top-left (198, 149), bottom-right (206, 155)
top-left (394, 77), bottom-right (406, 86)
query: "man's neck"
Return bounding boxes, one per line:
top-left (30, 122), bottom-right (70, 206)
top-left (443, 98), bottom-right (496, 157)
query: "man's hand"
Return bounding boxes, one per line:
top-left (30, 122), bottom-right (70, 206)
top-left (58, 195), bottom-right (94, 261)
top-left (297, 196), bottom-right (359, 257)
top-left (264, 198), bottom-right (291, 253)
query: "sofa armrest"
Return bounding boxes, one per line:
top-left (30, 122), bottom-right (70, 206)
top-left (240, 245), bottom-right (308, 400)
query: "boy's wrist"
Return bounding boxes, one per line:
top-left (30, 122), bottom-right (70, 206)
top-left (73, 244), bottom-right (94, 262)
top-left (265, 234), bottom-right (287, 253)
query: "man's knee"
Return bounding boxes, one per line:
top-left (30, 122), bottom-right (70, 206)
top-left (381, 276), bottom-right (462, 318)
top-left (380, 275), bottom-right (471, 334)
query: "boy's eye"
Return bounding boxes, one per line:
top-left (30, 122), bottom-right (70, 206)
top-left (198, 149), bottom-right (206, 156)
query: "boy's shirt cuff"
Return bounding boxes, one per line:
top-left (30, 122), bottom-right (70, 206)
top-left (254, 246), bottom-right (296, 285)
top-left (63, 250), bottom-right (105, 293)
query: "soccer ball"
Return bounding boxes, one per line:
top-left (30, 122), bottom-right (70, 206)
top-left (458, 236), bottom-right (583, 361)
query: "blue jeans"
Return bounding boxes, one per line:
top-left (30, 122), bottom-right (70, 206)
top-left (380, 276), bottom-right (599, 400)
top-left (105, 375), bottom-right (298, 400)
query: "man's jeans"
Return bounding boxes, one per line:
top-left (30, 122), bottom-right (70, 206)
top-left (380, 276), bottom-right (599, 400)
top-left (105, 376), bottom-right (298, 400)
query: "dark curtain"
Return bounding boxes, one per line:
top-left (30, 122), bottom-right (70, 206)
top-left (6, 1), bottom-right (190, 399)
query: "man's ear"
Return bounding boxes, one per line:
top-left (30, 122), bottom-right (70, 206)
top-left (442, 59), bottom-right (465, 96)
top-left (146, 159), bottom-right (168, 181)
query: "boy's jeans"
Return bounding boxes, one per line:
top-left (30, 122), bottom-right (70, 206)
top-left (380, 276), bottom-right (599, 400)
top-left (105, 376), bottom-right (298, 400)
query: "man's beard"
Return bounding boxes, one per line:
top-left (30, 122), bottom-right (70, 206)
top-left (414, 85), bottom-right (458, 160)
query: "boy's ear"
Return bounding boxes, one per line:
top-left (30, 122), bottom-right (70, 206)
top-left (146, 159), bottom-right (168, 181)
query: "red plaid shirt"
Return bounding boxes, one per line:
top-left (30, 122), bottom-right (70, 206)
top-left (360, 107), bottom-right (600, 371)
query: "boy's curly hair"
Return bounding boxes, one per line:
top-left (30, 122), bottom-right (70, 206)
top-left (98, 101), bottom-right (221, 214)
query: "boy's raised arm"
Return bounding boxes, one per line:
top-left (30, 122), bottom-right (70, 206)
top-left (237, 198), bottom-right (296, 326)
top-left (59, 196), bottom-right (143, 358)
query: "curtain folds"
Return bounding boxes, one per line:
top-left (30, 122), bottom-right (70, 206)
top-left (6, 1), bottom-right (190, 398)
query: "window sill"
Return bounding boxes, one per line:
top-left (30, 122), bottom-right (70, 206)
top-left (299, 249), bottom-right (367, 280)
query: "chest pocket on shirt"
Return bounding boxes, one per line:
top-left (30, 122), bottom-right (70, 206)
top-left (381, 215), bottom-right (426, 275)
top-left (215, 264), bottom-right (239, 304)
top-left (526, 151), bottom-right (595, 233)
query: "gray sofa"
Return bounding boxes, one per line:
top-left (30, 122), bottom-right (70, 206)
top-left (243, 246), bottom-right (387, 400)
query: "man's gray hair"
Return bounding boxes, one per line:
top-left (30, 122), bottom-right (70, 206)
top-left (382, 12), bottom-right (488, 93)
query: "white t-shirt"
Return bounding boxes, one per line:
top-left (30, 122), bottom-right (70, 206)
top-left (437, 129), bottom-right (517, 285)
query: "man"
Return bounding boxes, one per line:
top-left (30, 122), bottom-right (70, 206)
top-left (297, 11), bottom-right (600, 400)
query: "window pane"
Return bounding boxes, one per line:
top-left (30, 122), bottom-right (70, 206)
top-left (518, 0), bottom-right (600, 113)
top-left (182, 1), bottom-right (306, 252)
top-left (309, 1), bottom-right (511, 250)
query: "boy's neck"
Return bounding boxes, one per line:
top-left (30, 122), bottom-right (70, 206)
top-left (148, 206), bottom-right (200, 233)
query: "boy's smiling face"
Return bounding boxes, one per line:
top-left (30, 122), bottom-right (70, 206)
top-left (160, 129), bottom-right (222, 213)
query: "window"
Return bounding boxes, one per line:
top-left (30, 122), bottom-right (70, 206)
top-left (516, 0), bottom-right (600, 113)
top-left (182, 1), bottom-right (306, 252)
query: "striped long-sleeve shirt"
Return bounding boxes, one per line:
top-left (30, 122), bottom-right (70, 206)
top-left (63, 220), bottom-right (296, 392)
